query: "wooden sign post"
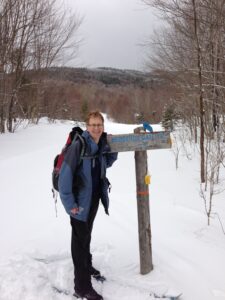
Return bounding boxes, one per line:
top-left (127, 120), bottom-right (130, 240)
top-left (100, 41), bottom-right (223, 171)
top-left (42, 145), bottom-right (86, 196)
top-left (107, 128), bottom-right (171, 275)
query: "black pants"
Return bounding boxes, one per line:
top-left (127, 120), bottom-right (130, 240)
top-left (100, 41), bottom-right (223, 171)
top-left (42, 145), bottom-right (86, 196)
top-left (70, 197), bottom-right (100, 293)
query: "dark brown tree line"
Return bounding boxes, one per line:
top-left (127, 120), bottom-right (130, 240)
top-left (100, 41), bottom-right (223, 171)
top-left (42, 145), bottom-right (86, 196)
top-left (17, 75), bottom-right (174, 124)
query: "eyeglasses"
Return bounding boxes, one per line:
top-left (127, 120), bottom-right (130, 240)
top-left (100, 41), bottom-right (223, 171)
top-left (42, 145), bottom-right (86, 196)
top-left (87, 123), bottom-right (104, 128)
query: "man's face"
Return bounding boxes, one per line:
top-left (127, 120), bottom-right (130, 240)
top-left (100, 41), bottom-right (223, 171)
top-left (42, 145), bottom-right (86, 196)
top-left (86, 117), bottom-right (104, 143)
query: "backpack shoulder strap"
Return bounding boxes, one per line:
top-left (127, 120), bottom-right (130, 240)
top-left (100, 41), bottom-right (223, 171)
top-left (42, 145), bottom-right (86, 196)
top-left (75, 133), bottom-right (86, 164)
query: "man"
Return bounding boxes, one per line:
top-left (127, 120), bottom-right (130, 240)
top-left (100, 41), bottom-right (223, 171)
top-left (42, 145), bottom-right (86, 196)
top-left (59, 111), bottom-right (118, 300)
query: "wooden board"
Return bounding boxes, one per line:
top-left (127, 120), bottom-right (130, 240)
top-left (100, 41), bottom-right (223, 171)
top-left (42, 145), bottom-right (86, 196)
top-left (107, 131), bottom-right (171, 152)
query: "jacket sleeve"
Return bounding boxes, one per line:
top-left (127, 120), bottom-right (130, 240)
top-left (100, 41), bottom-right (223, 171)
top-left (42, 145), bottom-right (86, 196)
top-left (105, 152), bottom-right (118, 168)
top-left (101, 132), bottom-right (118, 168)
top-left (58, 141), bottom-right (80, 215)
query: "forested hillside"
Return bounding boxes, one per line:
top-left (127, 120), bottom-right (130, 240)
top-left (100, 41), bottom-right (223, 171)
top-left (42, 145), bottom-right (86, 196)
top-left (18, 67), bottom-right (177, 124)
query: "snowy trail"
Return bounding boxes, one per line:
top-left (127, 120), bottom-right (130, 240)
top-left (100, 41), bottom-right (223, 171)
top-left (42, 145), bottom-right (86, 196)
top-left (1, 119), bottom-right (225, 300)
top-left (0, 253), bottom-right (157, 300)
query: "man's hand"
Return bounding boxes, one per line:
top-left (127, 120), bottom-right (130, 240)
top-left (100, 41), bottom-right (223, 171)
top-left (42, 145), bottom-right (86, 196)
top-left (70, 207), bottom-right (79, 215)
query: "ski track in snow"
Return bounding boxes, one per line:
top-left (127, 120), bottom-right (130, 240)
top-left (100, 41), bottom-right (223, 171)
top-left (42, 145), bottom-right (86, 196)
top-left (0, 250), bottom-right (173, 300)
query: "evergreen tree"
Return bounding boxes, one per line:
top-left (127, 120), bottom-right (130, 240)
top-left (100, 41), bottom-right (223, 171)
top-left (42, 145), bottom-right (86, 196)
top-left (162, 104), bottom-right (178, 131)
top-left (81, 100), bottom-right (89, 121)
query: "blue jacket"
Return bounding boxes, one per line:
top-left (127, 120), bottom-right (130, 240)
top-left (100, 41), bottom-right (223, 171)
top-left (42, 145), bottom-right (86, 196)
top-left (58, 130), bottom-right (118, 221)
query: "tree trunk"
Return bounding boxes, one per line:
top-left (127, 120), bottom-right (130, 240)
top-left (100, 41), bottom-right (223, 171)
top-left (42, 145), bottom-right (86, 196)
top-left (7, 94), bottom-right (15, 133)
top-left (0, 105), bottom-right (5, 133)
top-left (192, 0), bottom-right (205, 183)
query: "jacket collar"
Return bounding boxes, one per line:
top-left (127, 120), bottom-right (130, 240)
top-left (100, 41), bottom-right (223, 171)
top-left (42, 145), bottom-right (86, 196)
top-left (82, 130), bottom-right (109, 155)
top-left (82, 130), bottom-right (99, 155)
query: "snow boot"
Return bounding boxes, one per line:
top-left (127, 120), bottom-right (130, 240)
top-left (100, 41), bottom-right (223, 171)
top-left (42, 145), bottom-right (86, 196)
top-left (90, 266), bottom-right (106, 282)
top-left (73, 287), bottom-right (103, 300)
top-left (90, 266), bottom-right (100, 277)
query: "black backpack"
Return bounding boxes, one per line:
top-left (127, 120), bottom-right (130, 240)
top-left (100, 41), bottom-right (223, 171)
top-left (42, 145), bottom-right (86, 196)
top-left (52, 126), bottom-right (86, 192)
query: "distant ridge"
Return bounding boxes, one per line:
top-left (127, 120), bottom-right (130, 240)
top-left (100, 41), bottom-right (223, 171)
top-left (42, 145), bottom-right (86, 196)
top-left (42, 66), bottom-right (165, 88)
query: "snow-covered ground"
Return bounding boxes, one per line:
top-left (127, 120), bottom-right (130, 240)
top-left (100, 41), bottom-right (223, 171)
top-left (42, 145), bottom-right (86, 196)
top-left (0, 117), bottom-right (225, 300)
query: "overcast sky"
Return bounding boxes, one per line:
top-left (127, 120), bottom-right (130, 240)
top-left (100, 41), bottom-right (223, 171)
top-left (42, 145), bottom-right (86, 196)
top-left (65, 0), bottom-right (160, 71)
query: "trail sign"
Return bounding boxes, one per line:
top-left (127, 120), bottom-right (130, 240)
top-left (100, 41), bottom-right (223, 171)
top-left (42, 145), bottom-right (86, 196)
top-left (107, 128), bottom-right (171, 275)
top-left (107, 131), bottom-right (171, 152)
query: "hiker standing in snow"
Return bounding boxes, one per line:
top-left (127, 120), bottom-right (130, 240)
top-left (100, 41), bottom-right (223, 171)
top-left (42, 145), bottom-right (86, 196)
top-left (58, 111), bottom-right (118, 300)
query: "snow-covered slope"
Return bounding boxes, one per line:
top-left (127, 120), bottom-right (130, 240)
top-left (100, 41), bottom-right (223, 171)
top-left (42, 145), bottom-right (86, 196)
top-left (0, 118), bottom-right (225, 300)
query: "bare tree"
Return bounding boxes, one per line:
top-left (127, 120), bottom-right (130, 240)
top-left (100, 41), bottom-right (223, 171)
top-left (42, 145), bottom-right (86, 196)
top-left (0, 0), bottom-right (82, 132)
top-left (200, 133), bottom-right (225, 225)
top-left (142, 0), bottom-right (225, 225)
top-left (142, 0), bottom-right (206, 181)
top-left (142, 0), bottom-right (225, 183)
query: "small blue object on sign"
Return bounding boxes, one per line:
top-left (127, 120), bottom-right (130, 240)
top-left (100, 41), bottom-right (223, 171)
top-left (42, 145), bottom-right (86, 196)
top-left (142, 121), bottom-right (153, 132)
